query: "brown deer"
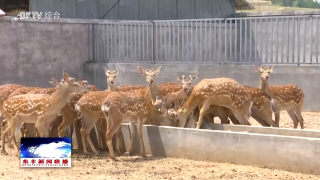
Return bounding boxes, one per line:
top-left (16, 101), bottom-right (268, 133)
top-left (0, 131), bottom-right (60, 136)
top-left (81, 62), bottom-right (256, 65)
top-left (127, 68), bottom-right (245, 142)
top-left (48, 78), bottom-right (99, 138)
top-left (76, 68), bottom-right (145, 155)
top-left (1, 72), bottom-right (88, 155)
top-left (155, 74), bottom-right (198, 110)
top-left (101, 89), bottom-right (175, 160)
top-left (173, 78), bottom-right (253, 129)
top-left (137, 66), bottom-right (182, 104)
top-left (253, 65), bottom-right (305, 129)
top-left (241, 85), bottom-right (278, 127)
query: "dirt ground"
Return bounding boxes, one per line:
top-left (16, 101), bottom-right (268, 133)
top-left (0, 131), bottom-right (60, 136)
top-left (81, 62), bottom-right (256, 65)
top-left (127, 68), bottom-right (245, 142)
top-left (0, 111), bottom-right (320, 180)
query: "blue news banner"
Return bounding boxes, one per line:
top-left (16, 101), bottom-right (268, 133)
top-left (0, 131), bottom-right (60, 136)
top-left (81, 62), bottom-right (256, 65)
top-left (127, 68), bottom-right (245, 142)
top-left (20, 137), bottom-right (72, 168)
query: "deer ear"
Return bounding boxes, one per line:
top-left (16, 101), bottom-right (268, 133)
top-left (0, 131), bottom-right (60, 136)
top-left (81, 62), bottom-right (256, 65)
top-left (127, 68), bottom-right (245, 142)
top-left (176, 74), bottom-right (182, 81)
top-left (137, 66), bottom-right (145, 75)
top-left (190, 74), bottom-right (198, 80)
top-left (114, 70), bottom-right (118, 75)
top-left (63, 70), bottom-right (70, 81)
top-left (253, 65), bottom-right (260, 72)
top-left (105, 67), bottom-right (110, 75)
top-left (269, 66), bottom-right (274, 73)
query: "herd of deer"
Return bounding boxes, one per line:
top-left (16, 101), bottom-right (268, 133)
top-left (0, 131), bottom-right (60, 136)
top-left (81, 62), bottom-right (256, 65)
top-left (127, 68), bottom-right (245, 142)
top-left (0, 65), bottom-right (305, 160)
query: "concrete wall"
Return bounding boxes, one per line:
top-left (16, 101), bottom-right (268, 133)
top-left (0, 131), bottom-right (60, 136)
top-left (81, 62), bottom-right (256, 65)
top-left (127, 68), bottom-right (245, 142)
top-left (30, 0), bottom-right (236, 20)
top-left (0, 18), bottom-right (89, 87)
top-left (84, 63), bottom-right (320, 111)
top-left (120, 124), bottom-right (320, 174)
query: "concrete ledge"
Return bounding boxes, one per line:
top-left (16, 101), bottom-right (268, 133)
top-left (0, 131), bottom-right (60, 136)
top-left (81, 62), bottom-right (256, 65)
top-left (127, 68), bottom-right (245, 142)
top-left (121, 124), bottom-right (320, 174)
top-left (202, 123), bottom-right (320, 138)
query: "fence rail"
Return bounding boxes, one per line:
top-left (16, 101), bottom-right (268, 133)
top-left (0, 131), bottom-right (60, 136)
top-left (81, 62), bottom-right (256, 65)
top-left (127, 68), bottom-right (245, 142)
top-left (90, 15), bottom-right (320, 64)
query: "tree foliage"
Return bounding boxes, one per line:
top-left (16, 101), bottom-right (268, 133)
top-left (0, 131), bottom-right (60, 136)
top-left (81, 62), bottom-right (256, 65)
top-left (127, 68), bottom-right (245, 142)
top-left (271, 0), bottom-right (320, 8)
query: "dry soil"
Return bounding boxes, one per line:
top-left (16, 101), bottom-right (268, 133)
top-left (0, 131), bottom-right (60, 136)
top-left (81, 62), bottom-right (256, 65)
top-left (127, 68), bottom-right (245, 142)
top-left (0, 111), bottom-right (320, 180)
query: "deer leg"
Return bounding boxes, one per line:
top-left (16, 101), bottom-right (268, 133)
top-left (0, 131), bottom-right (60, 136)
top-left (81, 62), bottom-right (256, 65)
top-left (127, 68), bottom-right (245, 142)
top-left (1, 124), bottom-right (9, 155)
top-left (80, 117), bottom-right (100, 155)
top-left (218, 108), bottom-right (231, 124)
top-left (287, 110), bottom-right (299, 129)
top-left (105, 116), bottom-right (122, 160)
top-left (1, 119), bottom-right (17, 155)
top-left (128, 122), bottom-right (136, 155)
top-left (228, 112), bottom-right (240, 125)
top-left (196, 101), bottom-right (210, 129)
top-left (137, 119), bottom-right (146, 157)
top-left (293, 105), bottom-right (304, 129)
top-left (231, 109), bottom-right (251, 126)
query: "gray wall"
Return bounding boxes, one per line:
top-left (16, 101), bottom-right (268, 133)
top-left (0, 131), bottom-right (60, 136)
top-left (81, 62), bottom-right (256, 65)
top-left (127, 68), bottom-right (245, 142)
top-left (0, 19), bottom-right (89, 87)
top-left (29, 0), bottom-right (236, 20)
top-left (84, 63), bottom-right (320, 111)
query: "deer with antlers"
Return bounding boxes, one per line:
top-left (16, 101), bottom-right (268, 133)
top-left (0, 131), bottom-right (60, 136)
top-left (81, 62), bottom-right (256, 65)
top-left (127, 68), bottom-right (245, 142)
top-left (1, 71), bottom-right (88, 155)
top-left (253, 65), bottom-right (305, 129)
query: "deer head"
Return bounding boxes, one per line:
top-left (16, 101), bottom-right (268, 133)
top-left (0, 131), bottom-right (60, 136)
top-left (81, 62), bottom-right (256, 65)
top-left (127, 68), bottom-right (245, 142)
top-left (253, 65), bottom-right (274, 82)
top-left (58, 71), bottom-right (89, 94)
top-left (105, 68), bottom-right (118, 86)
top-left (163, 108), bottom-right (180, 127)
top-left (137, 66), bottom-right (161, 85)
top-left (152, 96), bottom-right (174, 113)
top-left (177, 74), bottom-right (198, 92)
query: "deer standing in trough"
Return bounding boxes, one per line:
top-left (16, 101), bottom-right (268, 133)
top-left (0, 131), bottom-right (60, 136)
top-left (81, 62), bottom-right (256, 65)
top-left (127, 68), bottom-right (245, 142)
top-left (1, 72), bottom-right (88, 155)
top-left (253, 65), bottom-right (305, 129)
top-left (173, 78), bottom-right (253, 128)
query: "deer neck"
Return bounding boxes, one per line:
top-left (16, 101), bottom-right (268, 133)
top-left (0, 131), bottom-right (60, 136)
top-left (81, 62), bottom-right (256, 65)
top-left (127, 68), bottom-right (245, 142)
top-left (108, 82), bottom-right (118, 91)
top-left (148, 82), bottom-right (160, 103)
top-left (49, 87), bottom-right (75, 112)
top-left (180, 95), bottom-right (199, 118)
top-left (259, 79), bottom-right (273, 98)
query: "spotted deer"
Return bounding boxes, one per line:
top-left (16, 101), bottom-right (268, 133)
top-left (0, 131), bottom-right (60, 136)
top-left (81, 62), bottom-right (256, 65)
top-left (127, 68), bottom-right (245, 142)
top-left (20, 78), bottom-right (63, 138)
top-left (173, 78), bottom-right (253, 129)
top-left (76, 68), bottom-right (145, 155)
top-left (154, 74), bottom-right (198, 110)
top-left (253, 65), bottom-right (305, 129)
top-left (48, 78), bottom-right (99, 138)
top-left (101, 88), bottom-right (175, 160)
top-left (1, 72), bottom-right (88, 155)
top-left (241, 85), bottom-right (278, 127)
top-left (137, 66), bottom-right (182, 104)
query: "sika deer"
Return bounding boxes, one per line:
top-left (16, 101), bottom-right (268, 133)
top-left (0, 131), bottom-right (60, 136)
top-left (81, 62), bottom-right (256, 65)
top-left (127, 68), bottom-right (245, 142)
top-left (253, 65), bottom-right (305, 129)
top-left (174, 78), bottom-right (253, 129)
top-left (76, 68), bottom-right (144, 155)
top-left (159, 74), bottom-right (198, 110)
top-left (242, 85), bottom-right (278, 127)
top-left (1, 73), bottom-right (88, 155)
top-left (101, 89), bottom-right (174, 160)
top-left (137, 66), bottom-right (181, 103)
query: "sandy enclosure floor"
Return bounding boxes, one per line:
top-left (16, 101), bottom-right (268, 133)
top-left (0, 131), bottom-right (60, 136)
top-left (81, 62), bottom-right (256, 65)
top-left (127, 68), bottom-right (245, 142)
top-left (246, 111), bottom-right (320, 130)
top-left (0, 112), bottom-right (320, 180)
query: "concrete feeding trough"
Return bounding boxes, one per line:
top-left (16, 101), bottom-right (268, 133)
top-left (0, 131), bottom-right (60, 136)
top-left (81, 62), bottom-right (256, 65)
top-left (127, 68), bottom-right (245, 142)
top-left (121, 123), bottom-right (320, 175)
